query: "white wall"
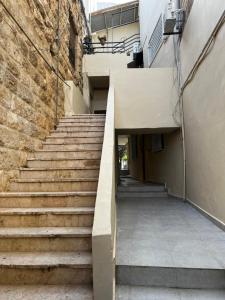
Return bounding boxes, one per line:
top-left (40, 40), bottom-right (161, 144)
top-left (139, 0), bottom-right (170, 66)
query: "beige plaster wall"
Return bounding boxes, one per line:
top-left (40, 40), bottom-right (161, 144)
top-left (92, 86), bottom-right (116, 300)
top-left (151, 36), bottom-right (175, 68)
top-left (92, 22), bottom-right (139, 44)
top-left (146, 130), bottom-right (184, 197)
top-left (128, 131), bottom-right (184, 197)
top-left (180, 0), bottom-right (225, 84)
top-left (83, 72), bottom-right (91, 110)
top-left (112, 68), bottom-right (179, 129)
top-left (83, 53), bottom-right (132, 76)
top-left (64, 81), bottom-right (89, 116)
top-left (181, 16), bottom-right (225, 223)
top-left (91, 89), bottom-right (108, 112)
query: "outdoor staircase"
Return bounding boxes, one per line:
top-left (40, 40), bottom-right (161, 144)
top-left (0, 114), bottom-right (105, 299)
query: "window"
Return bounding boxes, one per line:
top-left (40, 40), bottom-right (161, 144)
top-left (151, 134), bottom-right (164, 153)
top-left (148, 15), bottom-right (163, 67)
top-left (69, 11), bottom-right (78, 70)
top-left (130, 135), bottom-right (138, 160)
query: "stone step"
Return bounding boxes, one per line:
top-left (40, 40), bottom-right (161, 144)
top-left (56, 126), bottom-right (105, 132)
top-left (27, 158), bottom-right (100, 169)
top-left (10, 178), bottom-right (98, 192)
top-left (0, 285), bottom-right (93, 300)
top-left (117, 265), bottom-right (225, 289)
top-left (42, 143), bottom-right (102, 151)
top-left (118, 185), bottom-right (165, 192)
top-left (0, 192), bottom-right (96, 208)
top-left (59, 119), bottom-right (105, 124)
top-left (0, 227), bottom-right (92, 251)
top-left (0, 207), bottom-right (94, 227)
top-left (58, 122), bottom-right (105, 127)
top-left (50, 131), bottom-right (104, 137)
top-left (66, 114), bottom-right (105, 118)
top-left (45, 136), bottom-right (103, 144)
top-left (20, 167), bottom-right (99, 179)
top-left (53, 127), bottom-right (104, 133)
top-left (57, 123), bottom-right (105, 128)
top-left (117, 191), bottom-right (168, 198)
top-left (116, 285), bottom-right (225, 300)
top-left (0, 251), bottom-right (92, 285)
top-left (31, 150), bottom-right (102, 160)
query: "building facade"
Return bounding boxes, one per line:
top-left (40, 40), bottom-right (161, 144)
top-left (0, 0), bottom-right (225, 299)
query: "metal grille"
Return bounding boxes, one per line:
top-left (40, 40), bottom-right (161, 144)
top-left (181, 0), bottom-right (194, 21)
top-left (91, 1), bottom-right (139, 32)
top-left (148, 15), bottom-right (163, 66)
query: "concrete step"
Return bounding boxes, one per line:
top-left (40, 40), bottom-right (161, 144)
top-left (117, 191), bottom-right (168, 198)
top-left (27, 158), bottom-right (100, 168)
top-left (32, 150), bottom-right (102, 160)
top-left (10, 178), bottom-right (98, 192)
top-left (45, 136), bottom-right (103, 144)
top-left (0, 191), bottom-right (96, 208)
top-left (42, 143), bottom-right (102, 151)
top-left (0, 285), bottom-right (93, 300)
top-left (118, 185), bottom-right (165, 192)
top-left (0, 207), bottom-right (94, 227)
top-left (116, 285), bottom-right (225, 300)
top-left (20, 167), bottom-right (99, 179)
top-left (0, 251), bottom-right (92, 285)
top-left (117, 265), bottom-right (225, 289)
top-left (50, 131), bottom-right (104, 137)
top-left (0, 227), bottom-right (92, 251)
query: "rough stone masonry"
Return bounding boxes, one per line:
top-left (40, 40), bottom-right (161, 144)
top-left (0, 0), bottom-right (86, 190)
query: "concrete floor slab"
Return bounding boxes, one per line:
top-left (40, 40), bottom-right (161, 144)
top-left (116, 285), bottom-right (225, 300)
top-left (117, 196), bottom-right (225, 270)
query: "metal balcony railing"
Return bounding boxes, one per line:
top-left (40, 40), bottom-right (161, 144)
top-left (83, 33), bottom-right (140, 54)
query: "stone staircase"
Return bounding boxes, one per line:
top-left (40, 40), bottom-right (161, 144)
top-left (0, 114), bottom-right (105, 299)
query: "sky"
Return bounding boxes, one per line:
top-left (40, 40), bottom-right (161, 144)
top-left (90, 0), bottom-right (133, 12)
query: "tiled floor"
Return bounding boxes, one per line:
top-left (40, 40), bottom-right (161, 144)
top-left (116, 177), bottom-right (225, 298)
top-left (117, 195), bottom-right (225, 269)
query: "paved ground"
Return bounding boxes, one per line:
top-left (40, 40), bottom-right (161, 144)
top-left (116, 285), bottom-right (225, 300)
top-left (116, 195), bottom-right (225, 270)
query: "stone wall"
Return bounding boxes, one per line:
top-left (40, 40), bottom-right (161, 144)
top-left (0, 0), bottom-right (86, 190)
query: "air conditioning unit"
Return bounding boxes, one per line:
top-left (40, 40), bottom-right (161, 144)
top-left (163, 0), bottom-right (176, 34)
